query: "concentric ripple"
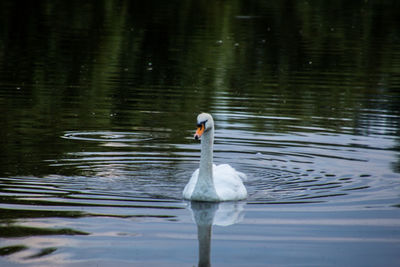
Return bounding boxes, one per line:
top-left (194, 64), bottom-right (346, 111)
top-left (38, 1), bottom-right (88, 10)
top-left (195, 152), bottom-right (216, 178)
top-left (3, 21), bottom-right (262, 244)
top-left (42, 126), bottom-right (396, 205)
top-left (62, 131), bottom-right (154, 143)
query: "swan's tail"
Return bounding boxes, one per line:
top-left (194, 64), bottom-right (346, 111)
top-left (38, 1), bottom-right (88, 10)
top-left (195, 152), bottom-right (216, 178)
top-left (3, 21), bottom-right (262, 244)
top-left (237, 171), bottom-right (247, 182)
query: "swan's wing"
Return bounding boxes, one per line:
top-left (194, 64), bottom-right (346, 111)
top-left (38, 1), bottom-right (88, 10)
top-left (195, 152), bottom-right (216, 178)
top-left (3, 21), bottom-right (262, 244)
top-left (213, 164), bottom-right (247, 201)
top-left (214, 164), bottom-right (247, 184)
top-left (182, 168), bottom-right (199, 199)
top-left (236, 170), bottom-right (247, 182)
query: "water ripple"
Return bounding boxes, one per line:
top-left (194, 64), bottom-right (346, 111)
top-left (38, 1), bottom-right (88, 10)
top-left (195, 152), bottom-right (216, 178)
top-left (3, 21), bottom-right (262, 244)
top-left (40, 126), bottom-right (399, 206)
top-left (61, 131), bottom-right (155, 143)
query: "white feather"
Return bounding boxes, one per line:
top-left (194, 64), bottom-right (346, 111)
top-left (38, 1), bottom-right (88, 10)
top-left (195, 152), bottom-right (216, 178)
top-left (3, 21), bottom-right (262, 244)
top-left (183, 164), bottom-right (247, 201)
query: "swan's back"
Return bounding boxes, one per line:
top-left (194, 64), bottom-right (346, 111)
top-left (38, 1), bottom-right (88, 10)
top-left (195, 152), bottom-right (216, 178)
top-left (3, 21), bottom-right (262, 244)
top-left (213, 164), bottom-right (247, 201)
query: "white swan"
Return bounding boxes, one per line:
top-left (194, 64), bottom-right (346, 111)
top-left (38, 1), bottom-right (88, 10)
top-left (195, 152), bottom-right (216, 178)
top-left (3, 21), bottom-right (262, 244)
top-left (183, 113), bottom-right (247, 202)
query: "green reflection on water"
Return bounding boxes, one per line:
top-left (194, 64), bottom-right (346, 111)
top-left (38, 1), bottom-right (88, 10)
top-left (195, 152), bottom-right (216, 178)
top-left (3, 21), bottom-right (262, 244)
top-left (0, 0), bottom-right (399, 176)
top-left (0, 245), bottom-right (28, 256)
top-left (0, 225), bottom-right (89, 238)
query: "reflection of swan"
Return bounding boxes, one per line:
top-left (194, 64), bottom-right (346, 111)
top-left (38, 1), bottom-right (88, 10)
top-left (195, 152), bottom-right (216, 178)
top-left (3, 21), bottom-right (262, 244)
top-left (183, 113), bottom-right (247, 202)
top-left (190, 201), bottom-right (246, 267)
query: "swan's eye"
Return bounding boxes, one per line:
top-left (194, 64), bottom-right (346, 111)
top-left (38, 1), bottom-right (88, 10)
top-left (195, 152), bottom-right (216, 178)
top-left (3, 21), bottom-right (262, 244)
top-left (197, 120), bottom-right (208, 128)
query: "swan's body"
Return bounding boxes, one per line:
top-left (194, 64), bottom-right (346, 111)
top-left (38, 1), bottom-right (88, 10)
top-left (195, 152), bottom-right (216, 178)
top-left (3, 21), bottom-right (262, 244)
top-left (183, 164), bottom-right (247, 202)
top-left (183, 113), bottom-right (247, 202)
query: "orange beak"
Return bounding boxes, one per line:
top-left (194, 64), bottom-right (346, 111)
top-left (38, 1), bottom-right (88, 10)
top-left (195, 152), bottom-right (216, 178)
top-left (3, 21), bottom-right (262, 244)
top-left (194, 124), bottom-right (205, 140)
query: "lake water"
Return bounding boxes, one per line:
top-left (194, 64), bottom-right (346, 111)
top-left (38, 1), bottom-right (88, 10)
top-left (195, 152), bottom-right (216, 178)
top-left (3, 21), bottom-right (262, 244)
top-left (1, 0), bottom-right (400, 266)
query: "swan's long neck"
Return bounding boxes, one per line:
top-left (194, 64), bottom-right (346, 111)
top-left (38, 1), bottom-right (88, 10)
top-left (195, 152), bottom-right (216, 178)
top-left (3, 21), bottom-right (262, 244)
top-left (199, 128), bottom-right (214, 181)
top-left (192, 127), bottom-right (219, 201)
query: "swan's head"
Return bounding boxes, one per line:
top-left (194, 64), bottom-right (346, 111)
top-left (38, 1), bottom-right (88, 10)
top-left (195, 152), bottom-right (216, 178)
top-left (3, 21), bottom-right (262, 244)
top-left (194, 113), bottom-right (214, 140)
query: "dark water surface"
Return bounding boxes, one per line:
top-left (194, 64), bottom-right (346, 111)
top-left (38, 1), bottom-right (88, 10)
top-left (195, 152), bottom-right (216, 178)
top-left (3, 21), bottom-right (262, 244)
top-left (1, 0), bottom-right (400, 266)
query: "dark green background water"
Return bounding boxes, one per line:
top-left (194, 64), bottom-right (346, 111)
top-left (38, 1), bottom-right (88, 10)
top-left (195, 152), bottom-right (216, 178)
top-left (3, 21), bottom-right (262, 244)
top-left (1, 1), bottom-right (400, 266)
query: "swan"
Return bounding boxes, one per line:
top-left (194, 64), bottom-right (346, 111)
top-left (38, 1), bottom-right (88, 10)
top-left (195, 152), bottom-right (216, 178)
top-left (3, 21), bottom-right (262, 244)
top-left (183, 113), bottom-right (247, 202)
